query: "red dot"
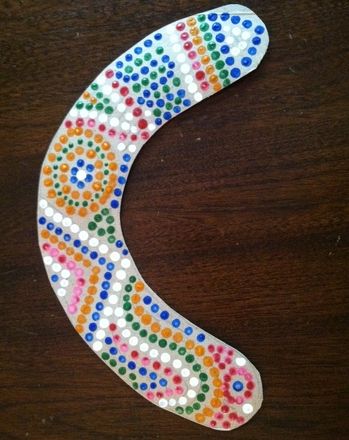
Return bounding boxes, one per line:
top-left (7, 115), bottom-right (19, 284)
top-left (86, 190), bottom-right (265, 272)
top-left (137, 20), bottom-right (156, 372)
top-left (109, 323), bottom-right (116, 331)
top-left (141, 131), bottom-right (149, 140)
top-left (221, 405), bottom-right (229, 413)
top-left (131, 134), bottom-right (137, 141)
top-left (153, 361), bottom-right (160, 370)
top-left (229, 368), bottom-right (237, 375)
top-left (218, 362), bottom-right (226, 370)
top-left (173, 375), bottom-right (182, 384)
top-left (133, 107), bottom-right (142, 117)
top-left (138, 119), bottom-right (148, 129)
top-left (208, 344), bottom-right (215, 353)
top-left (176, 22), bottom-right (185, 31)
top-left (131, 351), bottom-right (138, 359)
top-left (180, 32), bottom-right (189, 41)
top-left (112, 81), bottom-right (119, 89)
top-left (244, 390), bottom-right (252, 398)
top-left (247, 381), bottom-right (255, 390)
top-left (120, 86), bottom-right (129, 96)
top-left (223, 421), bottom-right (231, 429)
top-left (195, 71), bottom-right (205, 81)
top-left (105, 69), bottom-right (114, 78)
top-left (184, 41), bottom-right (193, 51)
top-left (125, 97), bottom-right (134, 106)
top-left (65, 120), bottom-right (72, 128)
top-left (99, 124), bottom-right (106, 131)
top-left (213, 353), bottom-right (221, 362)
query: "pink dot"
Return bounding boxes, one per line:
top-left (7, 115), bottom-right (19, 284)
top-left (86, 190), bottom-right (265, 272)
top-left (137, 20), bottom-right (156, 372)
top-left (105, 69), bottom-right (114, 78)
top-left (88, 119), bottom-right (95, 127)
top-left (245, 373), bottom-right (253, 381)
top-left (75, 268), bottom-right (83, 276)
top-left (146, 392), bottom-right (154, 400)
top-left (236, 396), bottom-right (243, 404)
top-left (43, 243), bottom-right (50, 251)
top-left (180, 32), bottom-right (189, 41)
top-left (165, 388), bottom-right (173, 397)
top-left (68, 305), bottom-right (77, 314)
top-left (175, 386), bottom-right (183, 395)
top-left (73, 287), bottom-right (82, 296)
top-left (77, 278), bottom-right (85, 287)
top-left (217, 345), bottom-right (224, 353)
top-left (201, 81), bottom-right (210, 91)
top-left (120, 344), bottom-right (128, 352)
top-left (192, 61), bottom-right (201, 70)
top-left (188, 51), bottom-right (197, 60)
top-left (142, 357), bottom-right (150, 366)
top-left (119, 132), bottom-right (127, 141)
top-left (108, 129), bottom-right (116, 137)
top-left (50, 248), bottom-right (58, 257)
top-left (67, 261), bottom-right (76, 270)
top-left (176, 22), bottom-right (185, 32)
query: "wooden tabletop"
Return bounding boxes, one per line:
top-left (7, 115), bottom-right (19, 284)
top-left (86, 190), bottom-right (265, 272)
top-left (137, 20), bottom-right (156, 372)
top-left (1, 1), bottom-right (348, 439)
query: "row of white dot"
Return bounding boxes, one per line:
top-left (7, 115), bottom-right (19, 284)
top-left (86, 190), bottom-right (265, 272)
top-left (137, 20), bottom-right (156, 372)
top-left (43, 254), bottom-right (70, 297)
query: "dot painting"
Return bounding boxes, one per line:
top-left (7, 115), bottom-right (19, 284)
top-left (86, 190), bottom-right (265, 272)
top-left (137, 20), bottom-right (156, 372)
top-left (38, 4), bottom-right (268, 431)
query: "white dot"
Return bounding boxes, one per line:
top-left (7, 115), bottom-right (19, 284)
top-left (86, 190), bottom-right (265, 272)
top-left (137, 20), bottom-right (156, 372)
top-left (99, 244), bottom-right (108, 254)
top-left (117, 103), bottom-right (126, 113)
top-left (110, 117), bottom-right (119, 127)
top-left (103, 306), bottom-right (113, 317)
top-left (232, 27), bottom-right (241, 36)
top-left (181, 368), bottom-right (190, 378)
top-left (121, 122), bottom-right (130, 131)
top-left (125, 112), bottom-right (133, 121)
top-left (184, 74), bottom-right (193, 84)
top-left (140, 343), bottom-right (149, 352)
top-left (102, 84), bottom-right (112, 95)
top-left (236, 357), bottom-right (246, 366)
top-left (117, 143), bottom-right (126, 151)
top-left (242, 403), bottom-right (254, 414)
top-left (99, 318), bottom-right (109, 329)
top-left (144, 110), bottom-right (151, 117)
top-left (231, 47), bottom-right (240, 57)
top-left (122, 329), bottom-right (131, 338)
top-left (189, 377), bottom-right (199, 387)
top-left (93, 341), bottom-right (103, 352)
top-left (110, 93), bottom-right (120, 103)
top-left (239, 41), bottom-right (247, 50)
top-left (130, 125), bottom-right (137, 133)
top-left (57, 288), bottom-right (66, 297)
top-left (110, 252), bottom-right (120, 262)
top-left (79, 230), bottom-right (88, 241)
top-left (89, 110), bottom-right (97, 119)
top-left (180, 63), bottom-right (190, 74)
top-left (69, 108), bottom-right (78, 117)
top-left (173, 359), bottom-right (182, 369)
top-left (53, 212), bottom-right (62, 223)
top-left (96, 74), bottom-right (106, 85)
top-left (117, 318), bottom-right (126, 328)
top-left (159, 398), bottom-right (168, 408)
top-left (149, 349), bottom-right (158, 358)
top-left (108, 295), bottom-right (118, 305)
top-left (194, 92), bottom-right (203, 102)
top-left (129, 336), bottom-right (138, 346)
top-left (60, 279), bottom-right (69, 287)
top-left (161, 353), bottom-right (170, 363)
top-left (96, 329), bottom-right (105, 339)
top-left (43, 256), bottom-right (52, 265)
top-left (62, 217), bottom-right (72, 227)
top-left (39, 199), bottom-right (48, 209)
top-left (169, 398), bottom-right (176, 407)
top-left (112, 282), bottom-right (122, 292)
top-left (61, 269), bottom-right (70, 279)
top-left (116, 270), bottom-right (126, 280)
top-left (89, 237), bottom-right (99, 247)
top-left (173, 43), bottom-right (181, 53)
top-left (45, 207), bottom-right (53, 217)
top-left (148, 123), bottom-right (155, 132)
top-left (223, 25), bottom-right (230, 33)
top-left (121, 258), bottom-right (131, 269)
top-left (128, 144), bottom-right (136, 153)
top-left (178, 396), bottom-right (187, 405)
top-left (188, 82), bottom-right (198, 93)
top-left (187, 389), bottom-right (196, 398)
top-left (70, 224), bottom-right (80, 233)
top-left (114, 307), bottom-right (124, 317)
top-left (98, 113), bottom-right (107, 123)
top-left (226, 36), bottom-right (234, 45)
top-left (52, 263), bottom-right (61, 273)
top-left (177, 53), bottom-right (186, 63)
top-left (242, 31), bottom-right (251, 40)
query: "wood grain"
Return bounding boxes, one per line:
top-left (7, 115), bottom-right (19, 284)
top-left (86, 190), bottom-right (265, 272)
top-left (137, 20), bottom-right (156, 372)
top-left (0, 1), bottom-right (348, 439)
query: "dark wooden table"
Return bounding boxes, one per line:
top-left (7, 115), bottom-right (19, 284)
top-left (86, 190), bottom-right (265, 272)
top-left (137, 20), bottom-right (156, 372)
top-left (1, 1), bottom-right (348, 439)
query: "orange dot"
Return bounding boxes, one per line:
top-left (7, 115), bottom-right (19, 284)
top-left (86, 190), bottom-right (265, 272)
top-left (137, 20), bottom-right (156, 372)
top-left (198, 45), bottom-right (206, 55)
top-left (195, 414), bottom-right (205, 423)
top-left (206, 65), bottom-right (214, 75)
top-left (88, 286), bottom-right (97, 295)
top-left (89, 274), bottom-right (99, 284)
top-left (47, 189), bottom-right (56, 198)
top-left (59, 174), bottom-right (68, 184)
top-left (95, 171), bottom-right (103, 180)
top-left (92, 182), bottom-right (102, 191)
top-left (190, 27), bottom-right (199, 36)
top-left (173, 332), bottom-right (183, 343)
top-left (210, 398), bottom-right (221, 408)
top-left (81, 305), bottom-right (91, 315)
top-left (75, 146), bottom-right (84, 155)
top-left (94, 134), bottom-right (103, 143)
top-left (85, 295), bottom-right (94, 305)
top-left (62, 185), bottom-right (70, 194)
top-left (92, 267), bottom-right (100, 274)
top-left (107, 152), bottom-right (115, 161)
top-left (65, 205), bottom-right (75, 215)
top-left (85, 129), bottom-right (93, 138)
top-left (75, 324), bottom-right (84, 333)
top-left (67, 128), bottom-right (75, 137)
top-left (151, 322), bottom-right (160, 333)
top-left (43, 166), bottom-right (52, 175)
top-left (60, 163), bottom-right (69, 172)
top-left (56, 198), bottom-right (65, 207)
top-left (213, 83), bottom-right (222, 92)
top-left (209, 367), bottom-right (219, 377)
top-left (201, 55), bottom-right (210, 65)
top-left (109, 162), bottom-right (117, 171)
top-left (44, 178), bottom-right (53, 187)
top-left (59, 135), bottom-right (68, 144)
top-left (83, 260), bottom-right (91, 268)
top-left (95, 160), bottom-right (103, 169)
top-left (131, 294), bottom-right (140, 304)
top-left (135, 281), bottom-right (144, 292)
top-left (185, 340), bottom-right (195, 350)
top-left (213, 378), bottom-right (222, 387)
top-left (78, 207), bottom-right (87, 217)
top-left (83, 91), bottom-right (90, 99)
top-left (66, 152), bottom-right (75, 161)
top-left (83, 190), bottom-right (92, 200)
top-left (54, 143), bottom-right (62, 152)
top-left (58, 242), bottom-right (66, 250)
top-left (141, 314), bottom-right (152, 325)
top-left (161, 328), bottom-right (172, 338)
top-left (90, 202), bottom-right (99, 212)
top-left (77, 314), bottom-right (86, 324)
top-left (102, 141), bottom-right (110, 151)
top-left (195, 345), bottom-right (205, 356)
top-left (66, 247), bottom-right (74, 255)
top-left (49, 235), bottom-right (58, 244)
top-left (87, 150), bottom-right (96, 159)
top-left (203, 356), bottom-right (213, 367)
top-left (48, 153), bottom-right (56, 162)
top-left (71, 190), bottom-right (80, 200)
top-left (214, 388), bottom-right (223, 398)
top-left (203, 407), bottom-right (213, 417)
top-left (41, 230), bottom-right (49, 239)
top-left (193, 36), bottom-right (202, 46)
top-left (187, 17), bottom-right (196, 26)
top-left (74, 127), bottom-right (83, 136)
top-left (134, 306), bottom-right (144, 316)
top-left (91, 97), bottom-right (97, 104)
top-left (74, 253), bottom-right (82, 262)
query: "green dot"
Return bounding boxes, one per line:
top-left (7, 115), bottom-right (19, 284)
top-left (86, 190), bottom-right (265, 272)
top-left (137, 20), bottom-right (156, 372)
top-left (97, 228), bottom-right (105, 236)
top-left (193, 363), bottom-right (201, 372)
top-left (125, 313), bottom-right (133, 322)
top-left (156, 46), bottom-right (164, 55)
top-left (144, 52), bottom-right (152, 61)
top-left (105, 106), bottom-right (114, 114)
top-left (133, 83), bottom-right (141, 93)
top-left (159, 339), bottom-right (167, 348)
top-left (109, 359), bottom-right (117, 367)
top-left (125, 65), bottom-right (133, 74)
top-left (207, 41), bottom-right (216, 51)
top-left (96, 92), bottom-right (103, 99)
top-left (95, 103), bottom-right (104, 111)
top-left (162, 85), bottom-right (170, 93)
top-left (103, 98), bottom-right (110, 104)
top-left (141, 78), bottom-right (149, 86)
top-left (200, 23), bottom-right (209, 32)
top-left (129, 276), bottom-right (136, 283)
top-left (219, 70), bottom-right (229, 79)
top-left (91, 83), bottom-right (98, 90)
top-left (193, 402), bottom-right (201, 410)
top-left (132, 322), bottom-right (140, 331)
top-left (129, 373), bottom-right (136, 380)
top-left (135, 58), bottom-right (143, 66)
top-left (204, 33), bottom-right (213, 42)
top-left (185, 406), bottom-right (193, 414)
top-left (169, 342), bottom-right (177, 350)
top-left (215, 60), bottom-right (225, 70)
top-left (123, 294), bottom-right (130, 301)
top-left (118, 367), bottom-right (126, 375)
top-left (178, 347), bottom-right (186, 356)
top-left (88, 222), bottom-right (97, 231)
top-left (201, 384), bottom-right (209, 393)
top-left (211, 51), bottom-right (220, 61)
top-left (139, 329), bottom-right (147, 337)
top-left (108, 235), bottom-right (116, 244)
top-left (153, 108), bottom-right (161, 117)
top-left (199, 372), bottom-right (208, 382)
top-left (86, 103), bottom-right (93, 110)
top-left (198, 14), bottom-right (205, 22)
top-left (173, 77), bottom-right (181, 87)
top-left (123, 302), bottom-right (131, 311)
top-left (176, 407), bottom-right (184, 414)
top-left (149, 334), bottom-right (157, 343)
top-left (165, 102), bottom-right (173, 110)
top-left (185, 354), bottom-right (194, 363)
top-left (125, 284), bottom-right (132, 292)
top-left (101, 352), bottom-right (109, 360)
top-left (197, 393), bottom-right (206, 402)
top-left (174, 97), bottom-right (182, 105)
top-left (76, 101), bottom-right (84, 109)
top-left (82, 201), bottom-right (88, 207)
top-left (150, 71), bottom-right (158, 80)
top-left (132, 382), bottom-right (138, 390)
top-left (223, 78), bottom-right (231, 87)
top-left (94, 214), bottom-right (102, 222)
top-left (158, 65), bottom-right (166, 74)
top-left (107, 226), bottom-right (115, 234)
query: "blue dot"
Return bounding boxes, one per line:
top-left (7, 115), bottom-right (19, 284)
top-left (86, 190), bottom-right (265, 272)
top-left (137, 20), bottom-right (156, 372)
top-left (252, 36), bottom-right (261, 45)
top-left (141, 66), bottom-right (149, 75)
top-left (231, 15), bottom-right (240, 24)
top-left (134, 46), bottom-right (142, 54)
top-left (131, 73), bottom-right (139, 81)
top-left (73, 239), bottom-right (81, 248)
top-left (118, 176), bottom-right (126, 185)
top-left (144, 39), bottom-right (152, 47)
top-left (63, 234), bottom-right (71, 241)
top-left (233, 381), bottom-right (244, 392)
top-left (248, 47), bottom-right (257, 56)
top-left (101, 281), bottom-right (109, 290)
top-left (159, 76), bottom-right (167, 85)
top-left (166, 93), bottom-right (174, 101)
top-left (151, 304), bottom-right (159, 313)
top-left (125, 54), bottom-right (133, 61)
top-left (212, 22), bottom-right (221, 31)
top-left (96, 302), bottom-right (104, 310)
top-left (137, 97), bottom-right (145, 105)
top-left (116, 61), bottom-right (123, 68)
top-left (77, 159), bottom-right (84, 167)
top-left (173, 106), bottom-right (181, 113)
top-left (89, 323), bottom-right (97, 331)
top-left (160, 311), bottom-right (169, 320)
top-left (100, 291), bottom-right (108, 300)
top-left (168, 61), bottom-right (175, 69)
top-left (150, 83), bottom-right (158, 91)
top-left (116, 71), bottom-right (122, 79)
top-left (110, 347), bottom-right (117, 355)
top-left (55, 227), bottom-right (62, 235)
top-left (111, 200), bottom-right (119, 209)
top-left (255, 25), bottom-right (265, 35)
top-left (85, 333), bottom-right (93, 342)
top-left (243, 20), bottom-right (252, 29)
top-left (90, 251), bottom-right (98, 260)
top-left (140, 383), bottom-right (147, 390)
top-left (221, 45), bottom-right (230, 54)
top-left (177, 89), bottom-right (185, 98)
top-left (154, 33), bottom-right (162, 40)
top-left (116, 240), bottom-right (123, 248)
top-left (164, 112), bottom-right (171, 120)
top-left (124, 75), bottom-right (130, 83)
top-left (104, 272), bottom-right (112, 280)
top-left (167, 70), bottom-right (174, 78)
top-left (183, 99), bottom-right (191, 107)
top-left (119, 355), bottom-right (126, 363)
top-left (146, 100), bottom-right (154, 107)
top-left (143, 296), bottom-right (152, 305)
top-left (114, 188), bottom-right (122, 197)
top-left (156, 99), bottom-right (165, 107)
top-left (150, 372), bottom-right (157, 380)
top-left (98, 257), bottom-right (106, 265)
top-left (221, 12), bottom-right (229, 21)
top-left (139, 367), bottom-right (147, 376)
top-left (70, 167), bottom-right (78, 175)
top-left (226, 56), bottom-right (235, 66)
top-left (120, 165), bottom-right (128, 173)
top-left (122, 249), bottom-right (128, 256)
top-left (162, 55), bottom-right (170, 63)
top-left (241, 57), bottom-right (252, 67)
top-left (150, 59), bottom-right (158, 67)
top-left (123, 153), bottom-right (131, 162)
top-left (155, 118), bottom-right (162, 126)
top-left (128, 361), bottom-right (136, 370)
top-left (231, 68), bottom-right (241, 78)
top-left (150, 382), bottom-right (157, 389)
top-left (197, 333), bottom-right (206, 342)
top-left (81, 246), bottom-right (88, 254)
top-left (92, 312), bottom-right (100, 320)
top-left (51, 274), bottom-right (58, 282)
top-left (159, 378), bottom-right (167, 387)
top-left (208, 13), bottom-right (218, 21)
top-left (172, 319), bottom-right (180, 328)
top-left (216, 33), bottom-right (225, 43)
top-left (105, 337), bottom-right (112, 345)
top-left (107, 263), bottom-right (114, 271)
top-left (184, 326), bottom-right (193, 335)
top-left (39, 216), bottom-right (46, 225)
